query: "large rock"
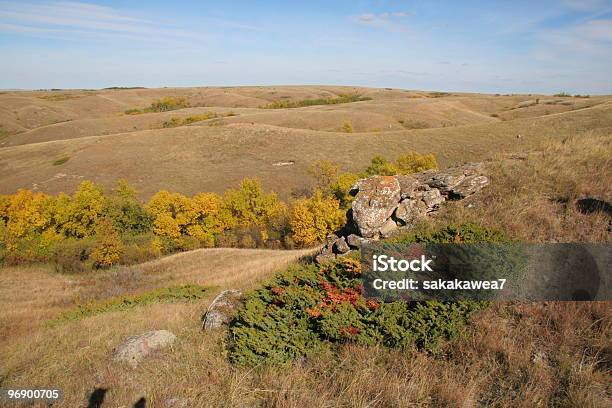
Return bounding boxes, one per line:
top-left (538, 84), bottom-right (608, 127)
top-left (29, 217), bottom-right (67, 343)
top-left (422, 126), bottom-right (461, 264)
top-left (423, 169), bottom-right (466, 194)
top-left (394, 198), bottom-right (428, 226)
top-left (421, 189), bottom-right (445, 209)
top-left (202, 290), bottom-right (243, 330)
top-left (113, 330), bottom-right (176, 367)
top-left (351, 176), bottom-right (401, 238)
top-left (451, 175), bottom-right (490, 198)
top-left (421, 162), bottom-right (486, 195)
top-left (395, 175), bottom-right (421, 199)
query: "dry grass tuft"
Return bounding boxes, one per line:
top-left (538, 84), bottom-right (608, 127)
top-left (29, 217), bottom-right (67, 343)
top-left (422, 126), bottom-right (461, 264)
top-left (438, 132), bottom-right (611, 242)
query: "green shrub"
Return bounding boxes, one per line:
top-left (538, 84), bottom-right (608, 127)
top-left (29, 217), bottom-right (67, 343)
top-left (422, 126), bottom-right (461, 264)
top-left (161, 112), bottom-right (218, 128)
top-left (261, 94), bottom-right (372, 109)
top-left (105, 180), bottom-right (152, 235)
top-left (148, 96), bottom-right (188, 112)
top-left (125, 97), bottom-right (188, 115)
top-left (52, 156), bottom-right (70, 166)
top-left (342, 121), bottom-right (353, 133)
top-left (49, 284), bottom-right (208, 325)
top-left (364, 151), bottom-right (438, 176)
top-left (51, 239), bottom-right (95, 273)
top-left (395, 151), bottom-right (438, 174)
top-left (364, 156), bottom-right (399, 176)
top-left (553, 92), bottom-right (570, 97)
top-left (229, 224), bottom-right (502, 366)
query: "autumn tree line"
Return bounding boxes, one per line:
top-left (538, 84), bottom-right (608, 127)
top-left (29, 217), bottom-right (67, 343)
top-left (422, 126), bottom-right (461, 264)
top-left (0, 152), bottom-right (437, 271)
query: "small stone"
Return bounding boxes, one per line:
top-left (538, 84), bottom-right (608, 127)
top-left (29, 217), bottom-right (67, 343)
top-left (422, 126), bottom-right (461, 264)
top-left (333, 237), bottom-right (350, 254)
top-left (346, 234), bottom-right (367, 248)
top-left (325, 234), bottom-right (340, 246)
top-left (113, 330), bottom-right (176, 367)
top-left (379, 218), bottom-right (399, 238)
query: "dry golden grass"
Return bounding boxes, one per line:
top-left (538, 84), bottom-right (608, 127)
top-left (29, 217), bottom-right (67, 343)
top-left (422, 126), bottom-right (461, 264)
top-left (0, 248), bottom-right (316, 407)
top-left (0, 97), bottom-right (610, 200)
top-left (437, 131), bottom-right (612, 243)
top-left (0, 86), bottom-right (610, 200)
top-left (0, 87), bottom-right (610, 407)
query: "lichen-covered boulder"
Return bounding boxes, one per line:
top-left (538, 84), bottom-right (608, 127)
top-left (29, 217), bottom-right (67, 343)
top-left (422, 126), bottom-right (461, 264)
top-left (421, 162), bottom-right (487, 195)
top-left (451, 175), bottom-right (490, 198)
top-left (421, 189), bottom-right (445, 209)
top-left (351, 176), bottom-right (401, 238)
top-left (395, 198), bottom-right (428, 226)
top-left (113, 330), bottom-right (176, 367)
top-left (202, 290), bottom-right (244, 330)
top-left (395, 175), bottom-right (421, 199)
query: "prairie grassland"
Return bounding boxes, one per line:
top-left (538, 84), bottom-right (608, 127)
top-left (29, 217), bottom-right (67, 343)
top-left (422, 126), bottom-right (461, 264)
top-left (0, 133), bottom-right (610, 407)
top-left (0, 86), bottom-right (610, 200)
top-left (0, 87), bottom-right (610, 407)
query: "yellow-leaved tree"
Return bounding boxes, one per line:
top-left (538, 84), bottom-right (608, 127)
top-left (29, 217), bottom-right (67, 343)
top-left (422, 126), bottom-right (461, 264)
top-left (146, 190), bottom-right (228, 246)
top-left (222, 179), bottom-right (282, 242)
top-left (58, 181), bottom-right (107, 238)
top-left (395, 151), bottom-right (438, 174)
top-left (90, 218), bottom-right (123, 268)
top-left (290, 190), bottom-right (346, 246)
top-left (146, 190), bottom-right (195, 239)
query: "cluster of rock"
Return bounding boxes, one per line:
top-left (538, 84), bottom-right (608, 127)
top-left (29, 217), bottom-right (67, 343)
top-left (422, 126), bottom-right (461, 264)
top-left (316, 162), bottom-right (490, 263)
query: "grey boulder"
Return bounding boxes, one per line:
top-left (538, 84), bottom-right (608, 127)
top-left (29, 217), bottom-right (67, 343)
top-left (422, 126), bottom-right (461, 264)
top-left (202, 290), bottom-right (243, 330)
top-left (351, 176), bottom-right (401, 238)
top-left (113, 330), bottom-right (176, 367)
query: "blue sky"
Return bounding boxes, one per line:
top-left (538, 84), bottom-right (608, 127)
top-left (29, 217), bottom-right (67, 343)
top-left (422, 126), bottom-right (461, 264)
top-left (0, 0), bottom-right (611, 93)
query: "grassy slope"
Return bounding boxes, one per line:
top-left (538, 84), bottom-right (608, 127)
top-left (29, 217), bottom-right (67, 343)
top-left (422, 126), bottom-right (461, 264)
top-left (0, 134), bottom-right (610, 406)
top-left (0, 94), bottom-right (610, 200)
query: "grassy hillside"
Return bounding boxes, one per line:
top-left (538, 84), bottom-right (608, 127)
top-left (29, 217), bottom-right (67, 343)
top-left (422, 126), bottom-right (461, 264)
top-left (0, 129), bottom-right (609, 407)
top-left (0, 86), bottom-right (610, 200)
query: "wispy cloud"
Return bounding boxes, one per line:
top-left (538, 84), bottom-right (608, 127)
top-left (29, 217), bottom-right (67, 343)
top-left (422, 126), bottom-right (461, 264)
top-left (353, 11), bottom-right (412, 32)
top-left (538, 18), bottom-right (612, 57)
top-left (0, 1), bottom-right (198, 43)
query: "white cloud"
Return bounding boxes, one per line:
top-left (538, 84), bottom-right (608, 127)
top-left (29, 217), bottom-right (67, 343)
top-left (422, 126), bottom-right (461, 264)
top-left (562, 0), bottom-right (610, 11)
top-left (354, 11), bottom-right (412, 32)
top-left (0, 1), bottom-right (199, 43)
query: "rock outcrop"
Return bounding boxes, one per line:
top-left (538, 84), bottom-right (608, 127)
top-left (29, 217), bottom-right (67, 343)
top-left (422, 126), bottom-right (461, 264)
top-left (202, 290), bottom-right (244, 330)
top-left (315, 162), bottom-right (490, 262)
top-left (113, 330), bottom-right (176, 367)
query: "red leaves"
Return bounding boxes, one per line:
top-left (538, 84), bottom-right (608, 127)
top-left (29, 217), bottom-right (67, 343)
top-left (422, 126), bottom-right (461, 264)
top-left (318, 280), bottom-right (362, 309)
top-left (339, 325), bottom-right (361, 336)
